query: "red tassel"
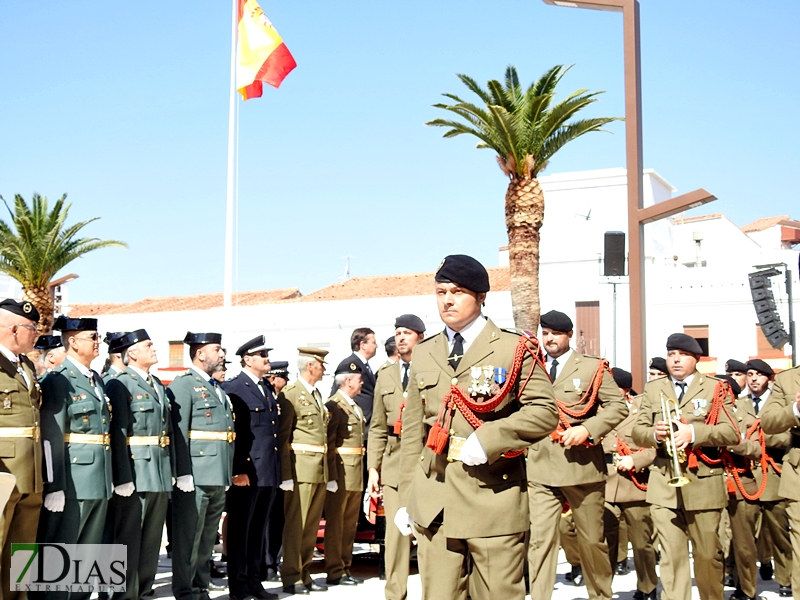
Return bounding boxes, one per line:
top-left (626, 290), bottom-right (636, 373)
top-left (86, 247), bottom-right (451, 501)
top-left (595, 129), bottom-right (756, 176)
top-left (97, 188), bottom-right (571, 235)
top-left (688, 452), bottom-right (698, 470)
top-left (433, 427), bottom-right (449, 454)
top-left (726, 476), bottom-right (735, 495)
top-left (393, 418), bottom-right (403, 436)
top-left (426, 424), bottom-right (442, 452)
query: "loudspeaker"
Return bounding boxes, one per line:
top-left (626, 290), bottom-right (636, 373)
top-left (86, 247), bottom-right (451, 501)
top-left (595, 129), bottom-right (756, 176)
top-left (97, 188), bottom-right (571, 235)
top-left (604, 232), bottom-right (626, 276)
top-left (748, 269), bottom-right (790, 349)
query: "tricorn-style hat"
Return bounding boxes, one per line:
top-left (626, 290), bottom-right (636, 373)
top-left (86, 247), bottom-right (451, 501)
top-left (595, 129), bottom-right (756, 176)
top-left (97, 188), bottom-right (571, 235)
top-left (611, 367), bottom-right (633, 389)
top-left (745, 359), bottom-right (774, 377)
top-left (183, 332), bottom-right (222, 345)
top-left (394, 314), bottom-right (426, 333)
top-left (103, 331), bottom-right (127, 346)
top-left (236, 335), bottom-right (272, 357)
top-left (53, 315), bottom-right (98, 332)
top-left (0, 299), bottom-right (40, 323)
top-left (266, 361), bottom-right (289, 378)
top-left (35, 335), bottom-right (62, 350)
top-left (111, 329), bottom-right (150, 353)
top-left (435, 255), bottom-right (490, 293)
top-left (649, 357), bottom-right (668, 374)
top-left (724, 359), bottom-right (747, 374)
top-left (540, 310), bottom-right (574, 333)
top-left (666, 333), bottom-right (703, 355)
top-left (298, 347), bottom-right (328, 364)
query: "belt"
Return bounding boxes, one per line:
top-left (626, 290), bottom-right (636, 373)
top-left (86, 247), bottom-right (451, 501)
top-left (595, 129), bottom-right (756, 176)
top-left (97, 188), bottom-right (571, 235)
top-left (64, 433), bottom-right (110, 446)
top-left (291, 443), bottom-right (327, 453)
top-left (337, 447), bottom-right (365, 455)
top-left (128, 435), bottom-right (170, 447)
top-left (387, 430), bottom-right (401, 438)
top-left (790, 432), bottom-right (800, 449)
top-left (0, 426), bottom-right (39, 440)
top-left (188, 430), bottom-right (235, 443)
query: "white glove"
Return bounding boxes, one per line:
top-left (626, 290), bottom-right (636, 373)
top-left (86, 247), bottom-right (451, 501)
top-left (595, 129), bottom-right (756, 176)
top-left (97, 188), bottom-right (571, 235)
top-left (394, 506), bottom-right (413, 536)
top-left (172, 477), bottom-right (176, 486)
top-left (279, 479), bottom-right (294, 492)
top-left (176, 475), bottom-right (195, 492)
top-left (113, 482), bottom-right (135, 497)
top-left (44, 491), bottom-right (65, 512)
top-left (460, 432), bottom-right (488, 466)
top-left (326, 480), bottom-right (338, 493)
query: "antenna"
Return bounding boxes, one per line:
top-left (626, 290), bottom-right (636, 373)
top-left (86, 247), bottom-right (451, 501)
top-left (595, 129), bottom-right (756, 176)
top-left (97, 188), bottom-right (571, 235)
top-left (340, 254), bottom-right (354, 280)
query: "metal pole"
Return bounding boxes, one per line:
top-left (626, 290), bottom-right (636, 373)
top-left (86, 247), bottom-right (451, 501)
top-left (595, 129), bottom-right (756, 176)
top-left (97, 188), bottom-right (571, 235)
top-left (613, 281), bottom-right (618, 366)
top-left (223, 0), bottom-right (238, 308)
top-left (787, 268), bottom-right (796, 366)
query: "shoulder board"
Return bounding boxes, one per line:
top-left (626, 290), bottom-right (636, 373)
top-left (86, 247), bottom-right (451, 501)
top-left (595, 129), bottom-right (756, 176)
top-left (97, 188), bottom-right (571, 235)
top-left (584, 354), bottom-right (602, 360)
top-left (417, 335), bottom-right (437, 345)
top-left (377, 360), bottom-right (395, 372)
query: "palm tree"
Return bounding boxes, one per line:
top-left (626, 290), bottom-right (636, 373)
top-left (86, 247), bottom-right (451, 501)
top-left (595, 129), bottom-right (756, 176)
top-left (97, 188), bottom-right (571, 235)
top-left (427, 65), bottom-right (620, 331)
top-left (0, 193), bottom-right (126, 332)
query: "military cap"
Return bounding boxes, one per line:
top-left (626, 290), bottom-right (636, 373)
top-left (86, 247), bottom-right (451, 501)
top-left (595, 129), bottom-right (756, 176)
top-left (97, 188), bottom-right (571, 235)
top-left (53, 315), bottom-right (98, 331)
top-left (394, 314), bottom-right (426, 333)
top-left (435, 254), bottom-right (490, 293)
top-left (266, 361), bottom-right (290, 378)
top-left (111, 329), bottom-right (150, 353)
top-left (35, 335), bottom-right (62, 350)
top-left (724, 359), bottom-right (748, 374)
top-left (103, 331), bottom-right (127, 346)
top-left (649, 357), bottom-right (668, 375)
top-left (298, 347), bottom-right (328, 364)
top-left (611, 367), bottom-right (633, 389)
top-left (666, 333), bottom-right (703, 355)
top-left (183, 332), bottom-right (222, 345)
top-left (335, 360), bottom-right (363, 376)
top-left (540, 310), bottom-right (574, 333)
top-left (0, 299), bottom-right (40, 323)
top-left (745, 359), bottom-right (774, 377)
top-left (236, 335), bottom-right (272, 356)
top-left (717, 374), bottom-right (742, 398)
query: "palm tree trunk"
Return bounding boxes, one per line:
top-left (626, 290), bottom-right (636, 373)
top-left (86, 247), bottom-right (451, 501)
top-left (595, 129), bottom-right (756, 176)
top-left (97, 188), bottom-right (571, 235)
top-left (505, 176), bottom-right (545, 333)
top-left (22, 285), bottom-right (54, 333)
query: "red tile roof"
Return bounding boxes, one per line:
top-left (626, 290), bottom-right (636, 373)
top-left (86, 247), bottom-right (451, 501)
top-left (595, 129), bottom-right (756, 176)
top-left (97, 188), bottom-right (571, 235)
top-left (741, 215), bottom-right (791, 233)
top-left (672, 213), bottom-right (723, 225)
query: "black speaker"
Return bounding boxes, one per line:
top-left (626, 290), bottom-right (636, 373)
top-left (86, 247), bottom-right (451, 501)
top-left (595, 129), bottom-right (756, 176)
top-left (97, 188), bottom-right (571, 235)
top-left (604, 231), bottom-right (626, 276)
top-left (748, 269), bottom-right (790, 349)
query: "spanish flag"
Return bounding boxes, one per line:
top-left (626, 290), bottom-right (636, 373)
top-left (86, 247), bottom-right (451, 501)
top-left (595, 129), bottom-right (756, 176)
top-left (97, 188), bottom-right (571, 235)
top-left (236, 0), bottom-right (296, 100)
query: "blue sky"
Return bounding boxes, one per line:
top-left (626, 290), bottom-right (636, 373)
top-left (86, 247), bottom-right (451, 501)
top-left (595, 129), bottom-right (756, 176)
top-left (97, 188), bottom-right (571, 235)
top-left (1, 1), bottom-right (798, 304)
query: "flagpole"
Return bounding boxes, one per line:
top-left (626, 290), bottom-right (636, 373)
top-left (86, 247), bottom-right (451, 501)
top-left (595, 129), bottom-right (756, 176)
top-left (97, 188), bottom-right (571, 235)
top-left (223, 0), bottom-right (238, 308)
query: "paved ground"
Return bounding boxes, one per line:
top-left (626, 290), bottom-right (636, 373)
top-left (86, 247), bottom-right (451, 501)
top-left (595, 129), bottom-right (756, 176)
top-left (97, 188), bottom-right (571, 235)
top-left (146, 545), bottom-right (788, 600)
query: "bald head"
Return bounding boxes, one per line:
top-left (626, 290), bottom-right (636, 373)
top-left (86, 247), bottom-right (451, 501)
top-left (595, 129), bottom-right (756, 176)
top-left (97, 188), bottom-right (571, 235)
top-left (0, 308), bottom-right (38, 354)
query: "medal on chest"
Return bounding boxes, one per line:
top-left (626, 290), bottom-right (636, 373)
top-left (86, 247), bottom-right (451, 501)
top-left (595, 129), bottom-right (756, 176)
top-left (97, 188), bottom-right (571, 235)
top-left (468, 365), bottom-right (505, 398)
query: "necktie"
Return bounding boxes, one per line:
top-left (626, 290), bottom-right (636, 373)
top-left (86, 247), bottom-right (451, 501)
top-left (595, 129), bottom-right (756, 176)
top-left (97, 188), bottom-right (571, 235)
top-left (12, 356), bottom-right (29, 389)
top-left (401, 362), bottom-right (410, 390)
top-left (549, 359), bottom-right (559, 382)
top-left (257, 380), bottom-right (267, 397)
top-left (449, 333), bottom-right (464, 370)
top-left (753, 396), bottom-right (761, 415)
top-left (677, 382), bottom-right (687, 401)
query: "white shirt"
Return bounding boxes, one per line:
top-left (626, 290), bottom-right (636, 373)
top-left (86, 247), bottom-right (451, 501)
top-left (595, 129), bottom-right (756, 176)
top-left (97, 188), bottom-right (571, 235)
top-left (128, 365), bottom-right (160, 403)
top-left (751, 388), bottom-right (770, 411)
top-left (337, 388), bottom-right (363, 420)
top-left (298, 376), bottom-right (323, 411)
top-left (445, 315), bottom-right (487, 357)
top-left (671, 373), bottom-right (695, 397)
top-left (66, 356), bottom-right (103, 399)
top-left (190, 365), bottom-right (223, 403)
top-left (546, 348), bottom-right (573, 380)
top-left (354, 351), bottom-right (373, 374)
top-left (242, 368), bottom-right (265, 396)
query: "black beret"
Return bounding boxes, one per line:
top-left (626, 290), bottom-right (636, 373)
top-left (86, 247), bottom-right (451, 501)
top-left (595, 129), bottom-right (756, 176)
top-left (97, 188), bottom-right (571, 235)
top-left (717, 374), bottom-right (742, 398)
top-left (666, 333), bottom-right (703, 355)
top-left (540, 310), bottom-right (574, 333)
top-left (35, 335), bottom-right (62, 350)
top-left (435, 254), bottom-right (490, 293)
top-left (745, 359), bottom-right (774, 377)
top-left (724, 359), bottom-right (748, 374)
top-left (266, 361), bottom-right (289, 377)
top-left (183, 332), bottom-right (222, 345)
top-left (53, 315), bottom-right (98, 331)
top-left (394, 314), bottom-right (425, 333)
top-left (103, 331), bottom-right (127, 345)
top-left (335, 360), bottom-right (363, 376)
top-left (611, 367), bottom-right (633, 389)
top-left (0, 299), bottom-right (40, 323)
top-left (649, 357), bottom-right (668, 374)
top-left (236, 335), bottom-right (272, 357)
top-left (111, 329), bottom-right (150, 353)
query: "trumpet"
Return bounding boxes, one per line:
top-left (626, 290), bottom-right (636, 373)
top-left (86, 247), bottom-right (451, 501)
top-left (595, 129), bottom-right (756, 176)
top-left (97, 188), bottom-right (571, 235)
top-left (660, 392), bottom-right (691, 487)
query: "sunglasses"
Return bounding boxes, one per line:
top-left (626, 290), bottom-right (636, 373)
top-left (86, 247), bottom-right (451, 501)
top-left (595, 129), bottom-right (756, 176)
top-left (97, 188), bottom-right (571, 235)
top-left (74, 333), bottom-right (101, 342)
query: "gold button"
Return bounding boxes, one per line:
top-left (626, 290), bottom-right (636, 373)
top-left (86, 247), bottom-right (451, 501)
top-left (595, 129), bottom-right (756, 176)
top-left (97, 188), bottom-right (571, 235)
top-left (200, 451), bottom-right (204, 455)
top-left (72, 458), bottom-right (77, 463)
top-left (451, 378), bottom-right (458, 384)
top-left (274, 434), bottom-right (277, 438)
top-left (502, 474), bottom-right (508, 480)
top-left (102, 418), bottom-right (106, 423)
top-left (420, 456), bottom-right (424, 461)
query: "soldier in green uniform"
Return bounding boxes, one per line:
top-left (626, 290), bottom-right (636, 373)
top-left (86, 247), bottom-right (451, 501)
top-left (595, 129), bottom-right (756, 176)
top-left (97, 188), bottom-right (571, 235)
top-left (38, 316), bottom-right (113, 600)
top-left (277, 347), bottom-right (333, 595)
top-left (102, 333), bottom-right (127, 382)
top-left (106, 330), bottom-right (174, 600)
top-left (397, 255), bottom-right (558, 600)
top-left (324, 361), bottom-right (366, 586)
top-left (632, 333), bottom-right (740, 600)
top-left (759, 362), bottom-right (800, 599)
top-left (0, 299), bottom-right (42, 600)
top-left (34, 334), bottom-right (65, 379)
top-left (168, 332), bottom-right (234, 600)
top-left (368, 314), bottom-right (426, 600)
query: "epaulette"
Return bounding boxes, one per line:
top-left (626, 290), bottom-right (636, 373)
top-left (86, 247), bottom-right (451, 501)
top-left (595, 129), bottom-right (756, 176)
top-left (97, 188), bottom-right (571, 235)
top-left (377, 360), bottom-right (395, 373)
top-left (417, 335), bottom-right (436, 345)
top-left (584, 354), bottom-right (601, 360)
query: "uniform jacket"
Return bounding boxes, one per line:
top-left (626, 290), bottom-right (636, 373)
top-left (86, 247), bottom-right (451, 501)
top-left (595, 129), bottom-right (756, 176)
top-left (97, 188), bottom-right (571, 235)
top-left (167, 369), bottom-right (234, 487)
top-left (277, 379), bottom-right (330, 484)
top-left (527, 351), bottom-right (627, 487)
top-left (222, 371), bottom-right (281, 487)
top-left (603, 395), bottom-right (655, 504)
top-left (40, 360), bottom-right (113, 500)
top-left (327, 391), bottom-right (365, 492)
top-left (0, 353), bottom-right (43, 494)
top-left (760, 366), bottom-right (800, 501)
top-left (368, 360), bottom-right (405, 489)
top-left (399, 318), bottom-right (558, 539)
top-left (106, 369), bottom-right (174, 492)
top-left (632, 372), bottom-right (739, 510)
top-left (331, 353), bottom-right (375, 432)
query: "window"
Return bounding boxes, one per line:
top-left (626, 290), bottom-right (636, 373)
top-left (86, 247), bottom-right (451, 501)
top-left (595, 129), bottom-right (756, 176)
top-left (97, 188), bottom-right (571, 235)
top-left (683, 325), bottom-right (709, 357)
top-left (168, 342), bottom-right (184, 367)
top-left (575, 301), bottom-right (600, 357)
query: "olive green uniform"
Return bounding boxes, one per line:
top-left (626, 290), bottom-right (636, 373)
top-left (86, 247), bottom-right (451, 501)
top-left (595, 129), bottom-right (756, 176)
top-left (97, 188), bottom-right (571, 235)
top-left (324, 391), bottom-right (365, 581)
top-left (527, 352), bottom-right (628, 600)
top-left (0, 353), bottom-right (42, 600)
top-left (400, 319), bottom-right (558, 600)
top-left (632, 373), bottom-right (739, 600)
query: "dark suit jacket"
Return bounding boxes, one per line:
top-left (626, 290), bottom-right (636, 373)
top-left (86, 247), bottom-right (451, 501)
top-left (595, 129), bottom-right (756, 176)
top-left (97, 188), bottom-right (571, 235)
top-left (222, 371), bottom-right (280, 487)
top-left (331, 353), bottom-right (376, 435)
